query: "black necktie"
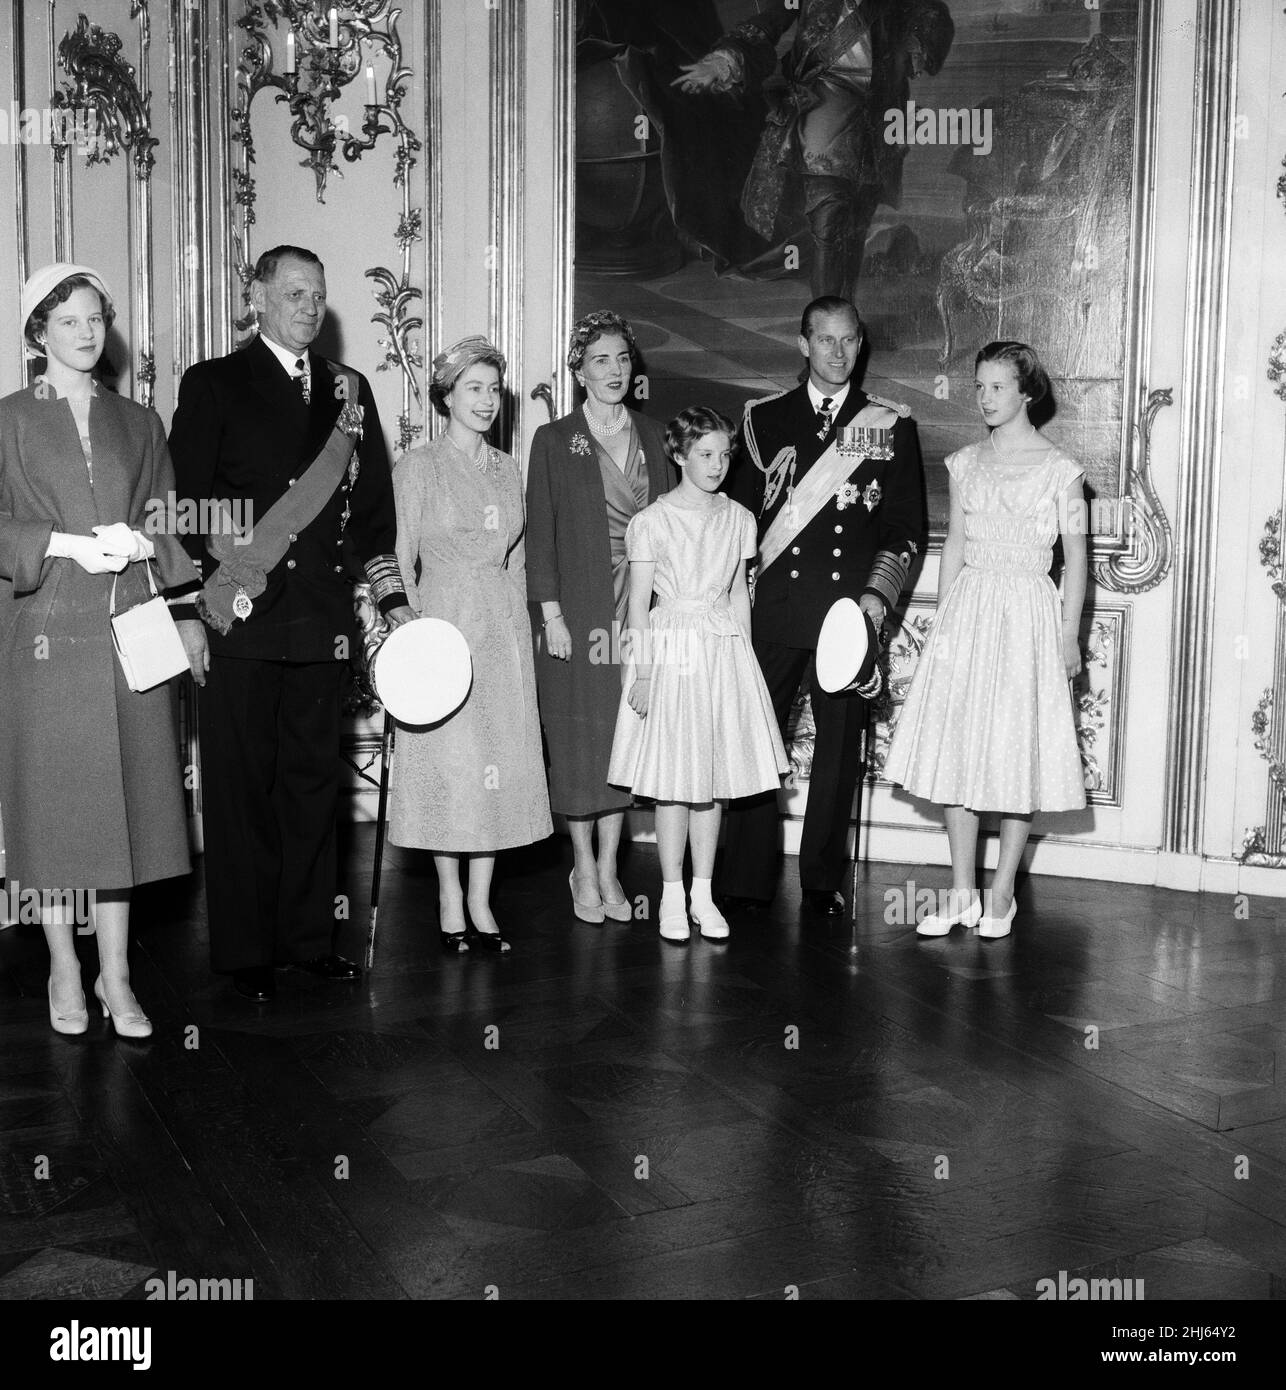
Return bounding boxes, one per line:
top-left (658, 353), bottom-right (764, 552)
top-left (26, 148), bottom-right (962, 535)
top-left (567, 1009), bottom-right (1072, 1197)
top-left (294, 357), bottom-right (310, 405)
top-left (816, 396), bottom-right (834, 440)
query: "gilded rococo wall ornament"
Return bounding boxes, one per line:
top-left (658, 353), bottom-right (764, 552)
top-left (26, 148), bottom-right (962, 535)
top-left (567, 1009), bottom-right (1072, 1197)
top-left (52, 10), bottom-right (157, 175)
top-left (50, 5), bottom-right (158, 404)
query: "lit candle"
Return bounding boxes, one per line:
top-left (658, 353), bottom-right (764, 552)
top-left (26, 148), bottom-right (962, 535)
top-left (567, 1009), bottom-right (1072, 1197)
top-left (285, 30), bottom-right (296, 74)
top-left (365, 63), bottom-right (377, 106)
top-left (329, 7), bottom-right (339, 46)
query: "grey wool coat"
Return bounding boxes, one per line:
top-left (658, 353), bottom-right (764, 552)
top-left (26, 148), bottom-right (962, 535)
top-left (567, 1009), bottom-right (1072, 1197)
top-left (525, 406), bottom-right (673, 816)
top-left (0, 382), bottom-right (197, 891)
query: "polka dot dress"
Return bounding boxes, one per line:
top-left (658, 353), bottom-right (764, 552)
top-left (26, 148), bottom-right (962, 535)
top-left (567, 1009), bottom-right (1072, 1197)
top-left (883, 441), bottom-right (1087, 814)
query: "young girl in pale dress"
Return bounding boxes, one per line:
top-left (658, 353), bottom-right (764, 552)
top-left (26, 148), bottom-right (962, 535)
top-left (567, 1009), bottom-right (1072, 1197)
top-left (883, 341), bottom-right (1087, 940)
top-left (608, 407), bottom-right (788, 942)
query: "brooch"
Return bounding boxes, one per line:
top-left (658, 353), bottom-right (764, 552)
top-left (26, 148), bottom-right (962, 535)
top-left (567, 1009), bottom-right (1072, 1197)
top-left (570, 432), bottom-right (591, 457)
top-left (835, 481), bottom-right (860, 511)
top-left (862, 479), bottom-right (882, 512)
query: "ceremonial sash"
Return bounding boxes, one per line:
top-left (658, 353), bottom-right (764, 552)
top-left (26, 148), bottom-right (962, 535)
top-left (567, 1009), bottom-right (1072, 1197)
top-left (757, 438), bottom-right (861, 576)
top-left (197, 377), bottom-right (364, 635)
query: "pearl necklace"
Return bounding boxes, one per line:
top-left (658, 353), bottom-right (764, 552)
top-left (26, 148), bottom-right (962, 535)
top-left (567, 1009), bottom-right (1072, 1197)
top-left (585, 403), bottom-right (627, 437)
top-left (990, 427), bottom-right (1040, 456)
top-left (451, 435), bottom-right (493, 473)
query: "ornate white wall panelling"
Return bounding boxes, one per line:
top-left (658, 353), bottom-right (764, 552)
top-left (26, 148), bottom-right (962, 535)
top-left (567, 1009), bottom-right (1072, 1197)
top-left (1228, 0), bottom-right (1284, 878)
top-left (1161, 0), bottom-right (1240, 859)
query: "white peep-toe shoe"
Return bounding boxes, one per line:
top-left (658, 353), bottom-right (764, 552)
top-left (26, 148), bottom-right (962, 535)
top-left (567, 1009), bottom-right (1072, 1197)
top-left (915, 891), bottom-right (982, 937)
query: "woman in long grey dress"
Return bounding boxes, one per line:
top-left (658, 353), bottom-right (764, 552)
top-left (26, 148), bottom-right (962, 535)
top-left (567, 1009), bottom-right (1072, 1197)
top-left (389, 336), bottom-right (551, 952)
top-left (525, 312), bottom-right (671, 923)
top-left (0, 264), bottom-right (202, 1038)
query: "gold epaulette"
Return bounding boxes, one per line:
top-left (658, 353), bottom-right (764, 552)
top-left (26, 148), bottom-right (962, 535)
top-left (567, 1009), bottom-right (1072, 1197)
top-left (849, 403), bottom-right (900, 431)
top-left (865, 392), bottom-right (911, 418)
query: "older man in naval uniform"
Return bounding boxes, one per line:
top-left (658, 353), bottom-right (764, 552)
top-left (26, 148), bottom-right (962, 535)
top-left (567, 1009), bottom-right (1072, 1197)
top-left (719, 296), bottom-right (926, 915)
top-left (170, 245), bottom-right (414, 1000)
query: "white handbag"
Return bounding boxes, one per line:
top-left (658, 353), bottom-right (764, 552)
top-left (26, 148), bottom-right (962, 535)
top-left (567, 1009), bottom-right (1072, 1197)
top-left (109, 560), bottom-right (191, 692)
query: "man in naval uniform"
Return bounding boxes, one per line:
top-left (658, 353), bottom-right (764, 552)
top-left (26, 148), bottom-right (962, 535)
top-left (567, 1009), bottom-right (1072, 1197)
top-left (718, 296), bottom-right (926, 915)
top-left (169, 245), bottom-right (414, 1000)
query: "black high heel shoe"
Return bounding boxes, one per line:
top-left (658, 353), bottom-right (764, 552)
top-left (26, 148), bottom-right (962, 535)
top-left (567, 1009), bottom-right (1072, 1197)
top-left (440, 929), bottom-right (469, 953)
top-left (467, 925), bottom-right (512, 954)
top-left (466, 904), bottom-right (512, 953)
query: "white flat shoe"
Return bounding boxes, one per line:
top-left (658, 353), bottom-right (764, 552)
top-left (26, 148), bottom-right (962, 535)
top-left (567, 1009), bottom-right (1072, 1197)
top-left (48, 979), bottom-right (88, 1035)
top-left (977, 900), bottom-right (1017, 939)
top-left (915, 891), bottom-right (982, 937)
top-left (689, 904), bottom-right (729, 941)
top-left (94, 977), bottom-right (152, 1039)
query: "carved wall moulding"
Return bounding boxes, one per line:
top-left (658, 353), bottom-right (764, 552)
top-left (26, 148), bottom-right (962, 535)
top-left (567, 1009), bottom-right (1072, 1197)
top-left (1260, 509), bottom-right (1286, 603)
top-left (1241, 688), bottom-right (1286, 866)
top-left (1268, 328), bottom-right (1286, 404)
top-left (1093, 385), bottom-right (1174, 593)
top-left (50, 6), bottom-right (158, 408)
top-left (53, 11), bottom-right (158, 177)
top-left (365, 262), bottom-right (423, 453)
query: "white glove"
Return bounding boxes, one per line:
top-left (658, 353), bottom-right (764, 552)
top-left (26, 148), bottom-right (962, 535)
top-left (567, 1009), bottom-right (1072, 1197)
top-left (92, 522), bottom-right (155, 562)
top-left (46, 531), bottom-right (128, 574)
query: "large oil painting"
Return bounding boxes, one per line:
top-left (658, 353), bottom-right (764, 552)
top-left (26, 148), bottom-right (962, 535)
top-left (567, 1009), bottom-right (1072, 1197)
top-left (574, 0), bottom-right (1150, 541)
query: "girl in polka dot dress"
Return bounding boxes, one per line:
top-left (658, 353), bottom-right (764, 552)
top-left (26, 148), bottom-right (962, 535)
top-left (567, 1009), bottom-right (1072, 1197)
top-left (883, 342), bottom-right (1087, 939)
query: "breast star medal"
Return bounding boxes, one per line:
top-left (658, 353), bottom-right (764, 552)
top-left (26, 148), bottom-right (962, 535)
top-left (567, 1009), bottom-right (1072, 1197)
top-left (232, 588), bottom-right (253, 620)
top-left (862, 479), bottom-right (883, 511)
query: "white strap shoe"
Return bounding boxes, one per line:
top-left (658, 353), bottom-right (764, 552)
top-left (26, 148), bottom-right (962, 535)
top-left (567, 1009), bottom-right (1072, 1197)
top-left (689, 903), bottom-right (729, 940)
top-left (658, 885), bottom-right (690, 942)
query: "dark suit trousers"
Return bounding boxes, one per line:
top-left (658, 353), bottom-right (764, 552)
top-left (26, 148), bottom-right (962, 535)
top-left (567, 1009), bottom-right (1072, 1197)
top-left (718, 638), bottom-right (867, 901)
top-left (199, 656), bottom-right (344, 972)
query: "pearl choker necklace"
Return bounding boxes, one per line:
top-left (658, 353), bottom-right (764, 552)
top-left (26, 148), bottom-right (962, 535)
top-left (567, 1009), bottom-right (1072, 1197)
top-left (585, 404), bottom-right (627, 436)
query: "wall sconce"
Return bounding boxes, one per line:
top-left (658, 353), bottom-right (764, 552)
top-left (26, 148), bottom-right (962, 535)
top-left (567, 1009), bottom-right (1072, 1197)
top-left (233, 1), bottom-right (420, 204)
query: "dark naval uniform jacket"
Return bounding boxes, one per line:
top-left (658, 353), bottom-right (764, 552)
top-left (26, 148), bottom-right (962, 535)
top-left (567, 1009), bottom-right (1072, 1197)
top-left (728, 381), bottom-right (926, 648)
top-left (168, 335), bottom-right (406, 660)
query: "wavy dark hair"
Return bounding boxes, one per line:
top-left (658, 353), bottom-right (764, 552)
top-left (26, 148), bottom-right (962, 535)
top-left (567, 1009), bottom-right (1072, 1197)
top-left (975, 340), bottom-right (1051, 405)
top-left (664, 405), bottom-right (737, 465)
top-left (252, 244), bottom-right (324, 284)
top-left (799, 295), bottom-right (861, 339)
